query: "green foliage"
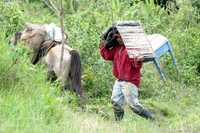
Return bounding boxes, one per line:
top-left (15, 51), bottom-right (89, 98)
top-left (41, 0), bottom-right (79, 14)
top-left (192, 0), bottom-right (200, 16)
top-left (2, 0), bottom-right (198, 104)
top-left (0, 1), bottom-right (25, 38)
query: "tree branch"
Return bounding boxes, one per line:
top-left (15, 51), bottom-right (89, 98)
top-left (59, 0), bottom-right (65, 71)
top-left (42, 0), bottom-right (60, 16)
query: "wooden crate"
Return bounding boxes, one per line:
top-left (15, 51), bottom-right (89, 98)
top-left (116, 21), bottom-right (154, 59)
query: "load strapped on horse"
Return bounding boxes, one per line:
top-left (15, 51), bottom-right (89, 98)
top-left (10, 23), bottom-right (83, 97)
top-left (104, 21), bottom-right (178, 79)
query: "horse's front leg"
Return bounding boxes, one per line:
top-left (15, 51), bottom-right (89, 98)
top-left (47, 70), bottom-right (57, 82)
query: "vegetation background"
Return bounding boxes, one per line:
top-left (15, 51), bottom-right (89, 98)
top-left (0, 0), bottom-right (200, 132)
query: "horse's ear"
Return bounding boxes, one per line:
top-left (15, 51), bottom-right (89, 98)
top-left (25, 22), bottom-right (31, 26)
top-left (38, 28), bottom-right (47, 36)
top-left (25, 23), bottom-right (33, 31)
top-left (25, 22), bottom-right (37, 31)
top-left (25, 22), bottom-right (33, 28)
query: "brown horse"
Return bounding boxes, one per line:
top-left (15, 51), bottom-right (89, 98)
top-left (10, 23), bottom-right (83, 97)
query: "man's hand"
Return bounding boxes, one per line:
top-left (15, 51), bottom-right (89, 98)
top-left (99, 38), bottom-right (105, 48)
top-left (136, 56), bottom-right (144, 63)
top-left (113, 34), bottom-right (124, 45)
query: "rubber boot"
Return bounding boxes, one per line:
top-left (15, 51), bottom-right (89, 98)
top-left (138, 109), bottom-right (155, 120)
top-left (112, 101), bottom-right (124, 121)
top-left (131, 105), bottom-right (155, 120)
top-left (114, 110), bottom-right (124, 121)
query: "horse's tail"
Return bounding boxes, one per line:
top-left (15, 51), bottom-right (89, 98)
top-left (69, 50), bottom-right (83, 97)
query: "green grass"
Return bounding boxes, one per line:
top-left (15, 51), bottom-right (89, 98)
top-left (0, 0), bottom-right (200, 133)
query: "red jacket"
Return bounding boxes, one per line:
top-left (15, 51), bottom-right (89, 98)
top-left (99, 43), bottom-right (142, 88)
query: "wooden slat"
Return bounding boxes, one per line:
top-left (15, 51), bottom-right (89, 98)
top-left (116, 22), bottom-right (154, 58)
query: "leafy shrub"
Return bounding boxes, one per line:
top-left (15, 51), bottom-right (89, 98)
top-left (1, 0), bottom-right (200, 101)
top-left (192, 0), bottom-right (200, 15)
top-left (0, 1), bottom-right (25, 38)
top-left (61, 0), bottom-right (200, 99)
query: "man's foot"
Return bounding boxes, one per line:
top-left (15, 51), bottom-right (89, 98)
top-left (112, 101), bottom-right (124, 121)
top-left (140, 109), bottom-right (155, 120)
top-left (130, 105), bottom-right (155, 120)
top-left (114, 110), bottom-right (124, 121)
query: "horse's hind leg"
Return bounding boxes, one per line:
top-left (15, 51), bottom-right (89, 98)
top-left (47, 70), bottom-right (57, 82)
top-left (61, 76), bottom-right (71, 91)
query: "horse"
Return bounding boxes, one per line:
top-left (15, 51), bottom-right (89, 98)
top-left (10, 23), bottom-right (83, 97)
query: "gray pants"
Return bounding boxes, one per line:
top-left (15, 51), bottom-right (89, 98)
top-left (111, 80), bottom-right (154, 120)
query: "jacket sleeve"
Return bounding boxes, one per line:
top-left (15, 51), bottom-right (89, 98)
top-left (99, 40), bottom-right (115, 61)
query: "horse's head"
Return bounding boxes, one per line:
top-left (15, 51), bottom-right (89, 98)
top-left (10, 23), bottom-right (47, 50)
top-left (10, 31), bottom-right (22, 46)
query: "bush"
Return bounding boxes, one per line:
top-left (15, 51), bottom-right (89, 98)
top-left (1, 0), bottom-right (200, 101)
top-left (61, 0), bottom-right (200, 99)
top-left (0, 1), bottom-right (25, 38)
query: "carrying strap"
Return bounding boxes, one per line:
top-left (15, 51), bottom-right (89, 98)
top-left (31, 40), bottom-right (58, 64)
